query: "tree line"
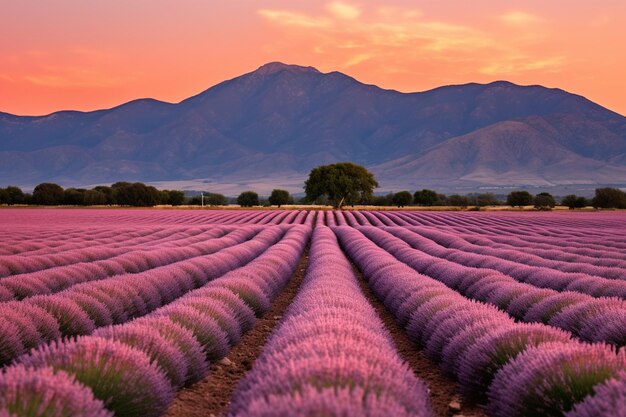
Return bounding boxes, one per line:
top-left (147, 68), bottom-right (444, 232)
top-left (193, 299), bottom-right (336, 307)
top-left (2, 162), bottom-right (626, 209)
top-left (300, 162), bottom-right (626, 209)
top-left (0, 182), bottom-right (185, 207)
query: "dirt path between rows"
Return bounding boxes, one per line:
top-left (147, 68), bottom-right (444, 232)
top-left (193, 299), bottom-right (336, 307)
top-left (350, 262), bottom-right (489, 417)
top-left (165, 245), bottom-right (310, 417)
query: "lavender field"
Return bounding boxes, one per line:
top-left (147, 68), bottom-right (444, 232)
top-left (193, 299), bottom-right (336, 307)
top-left (1, 209), bottom-right (626, 417)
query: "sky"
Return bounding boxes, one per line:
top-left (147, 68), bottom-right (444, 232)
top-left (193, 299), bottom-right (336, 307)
top-left (2, 0), bottom-right (625, 116)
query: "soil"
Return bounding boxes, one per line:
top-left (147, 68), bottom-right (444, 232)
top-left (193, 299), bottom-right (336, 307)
top-left (164, 245), bottom-right (310, 417)
top-left (350, 262), bottom-right (488, 417)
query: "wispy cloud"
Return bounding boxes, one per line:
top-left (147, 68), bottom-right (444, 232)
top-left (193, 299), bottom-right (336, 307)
top-left (480, 56), bottom-right (565, 75)
top-left (500, 11), bottom-right (544, 25)
top-left (257, 2), bottom-right (563, 79)
top-left (326, 2), bottom-right (361, 20)
top-left (258, 9), bottom-right (331, 28)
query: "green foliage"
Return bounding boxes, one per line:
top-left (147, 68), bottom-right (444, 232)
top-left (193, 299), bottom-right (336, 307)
top-left (304, 162), bottom-right (378, 209)
top-left (63, 188), bottom-right (87, 205)
top-left (533, 192), bottom-right (556, 210)
top-left (413, 189), bottom-right (443, 206)
top-left (593, 187), bottom-right (626, 209)
top-left (160, 190), bottom-right (185, 206)
top-left (392, 191), bottom-right (412, 207)
top-left (237, 191), bottom-right (259, 207)
top-left (370, 193), bottom-right (394, 206)
top-left (32, 183), bottom-right (65, 205)
top-left (268, 189), bottom-right (293, 207)
top-left (112, 182), bottom-right (161, 207)
top-left (506, 191), bottom-right (533, 207)
top-left (82, 190), bottom-right (106, 205)
top-left (94, 186), bottom-right (116, 205)
top-left (1, 186), bottom-right (25, 205)
top-left (206, 193), bottom-right (227, 206)
top-left (475, 193), bottom-right (500, 207)
top-left (567, 196), bottom-right (588, 210)
top-left (447, 194), bottom-right (471, 207)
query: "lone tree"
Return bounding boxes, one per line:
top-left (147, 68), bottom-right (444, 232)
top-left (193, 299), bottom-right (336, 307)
top-left (268, 189), bottom-right (293, 207)
top-left (392, 191), bottom-right (412, 208)
top-left (237, 191), bottom-right (259, 207)
top-left (506, 191), bottom-right (533, 207)
top-left (304, 162), bottom-right (378, 209)
top-left (533, 192), bottom-right (556, 210)
top-left (413, 189), bottom-right (440, 206)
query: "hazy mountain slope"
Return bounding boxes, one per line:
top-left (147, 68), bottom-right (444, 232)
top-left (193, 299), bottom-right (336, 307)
top-left (1, 62), bottom-right (625, 191)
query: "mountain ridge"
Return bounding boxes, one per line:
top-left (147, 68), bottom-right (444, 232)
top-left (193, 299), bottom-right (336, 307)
top-left (1, 62), bottom-right (625, 194)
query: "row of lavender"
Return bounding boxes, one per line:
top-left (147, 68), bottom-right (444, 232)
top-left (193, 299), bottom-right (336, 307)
top-left (0, 226), bottom-right (288, 367)
top-left (0, 227), bottom-right (256, 299)
top-left (0, 225), bottom-right (310, 416)
top-left (335, 226), bottom-right (626, 417)
top-left (360, 226), bottom-right (626, 346)
top-left (0, 209), bottom-right (317, 229)
top-left (227, 227), bottom-right (433, 417)
top-left (0, 225), bottom-right (226, 257)
top-left (412, 227), bottom-right (626, 280)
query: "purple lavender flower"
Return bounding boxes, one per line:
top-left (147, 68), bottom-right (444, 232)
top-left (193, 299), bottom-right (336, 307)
top-left (16, 336), bottom-right (174, 417)
top-left (0, 365), bottom-right (111, 417)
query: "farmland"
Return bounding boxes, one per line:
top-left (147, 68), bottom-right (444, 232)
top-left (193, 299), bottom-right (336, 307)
top-left (1, 209), bottom-right (626, 417)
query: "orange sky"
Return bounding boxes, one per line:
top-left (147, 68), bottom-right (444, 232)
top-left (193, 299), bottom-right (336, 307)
top-left (2, 0), bottom-right (625, 116)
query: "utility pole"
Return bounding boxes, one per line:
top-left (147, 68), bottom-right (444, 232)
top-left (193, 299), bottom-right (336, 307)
top-left (201, 192), bottom-right (204, 207)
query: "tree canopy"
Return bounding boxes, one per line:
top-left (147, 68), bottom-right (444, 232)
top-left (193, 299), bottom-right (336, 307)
top-left (304, 162), bottom-right (378, 209)
top-left (593, 188), bottom-right (626, 209)
top-left (268, 189), bottom-right (293, 207)
top-left (533, 192), bottom-right (556, 210)
top-left (506, 191), bottom-right (533, 207)
top-left (561, 194), bottom-right (588, 209)
top-left (392, 191), bottom-right (412, 208)
top-left (237, 191), bottom-right (259, 207)
top-left (413, 189), bottom-right (441, 206)
top-left (32, 183), bottom-right (64, 205)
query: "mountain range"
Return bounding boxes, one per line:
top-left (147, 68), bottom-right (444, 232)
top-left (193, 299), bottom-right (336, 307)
top-left (2, 62), bottom-right (626, 195)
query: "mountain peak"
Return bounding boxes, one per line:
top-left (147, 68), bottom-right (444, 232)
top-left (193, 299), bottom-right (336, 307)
top-left (254, 62), bottom-right (321, 76)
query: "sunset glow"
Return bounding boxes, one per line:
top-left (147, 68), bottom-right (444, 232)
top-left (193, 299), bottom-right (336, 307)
top-left (2, 0), bottom-right (625, 116)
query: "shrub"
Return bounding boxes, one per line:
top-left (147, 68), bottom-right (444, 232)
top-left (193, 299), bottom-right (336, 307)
top-left (567, 371), bottom-right (626, 417)
top-left (153, 305), bottom-right (230, 361)
top-left (487, 342), bottom-right (626, 417)
top-left (27, 296), bottom-right (96, 336)
top-left (0, 321), bottom-right (23, 367)
top-left (132, 317), bottom-right (209, 385)
top-left (17, 337), bottom-right (174, 417)
top-left (94, 324), bottom-right (188, 389)
top-left (457, 324), bottom-right (572, 400)
top-left (177, 299), bottom-right (242, 346)
top-left (188, 287), bottom-right (256, 332)
top-left (0, 365), bottom-right (111, 417)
